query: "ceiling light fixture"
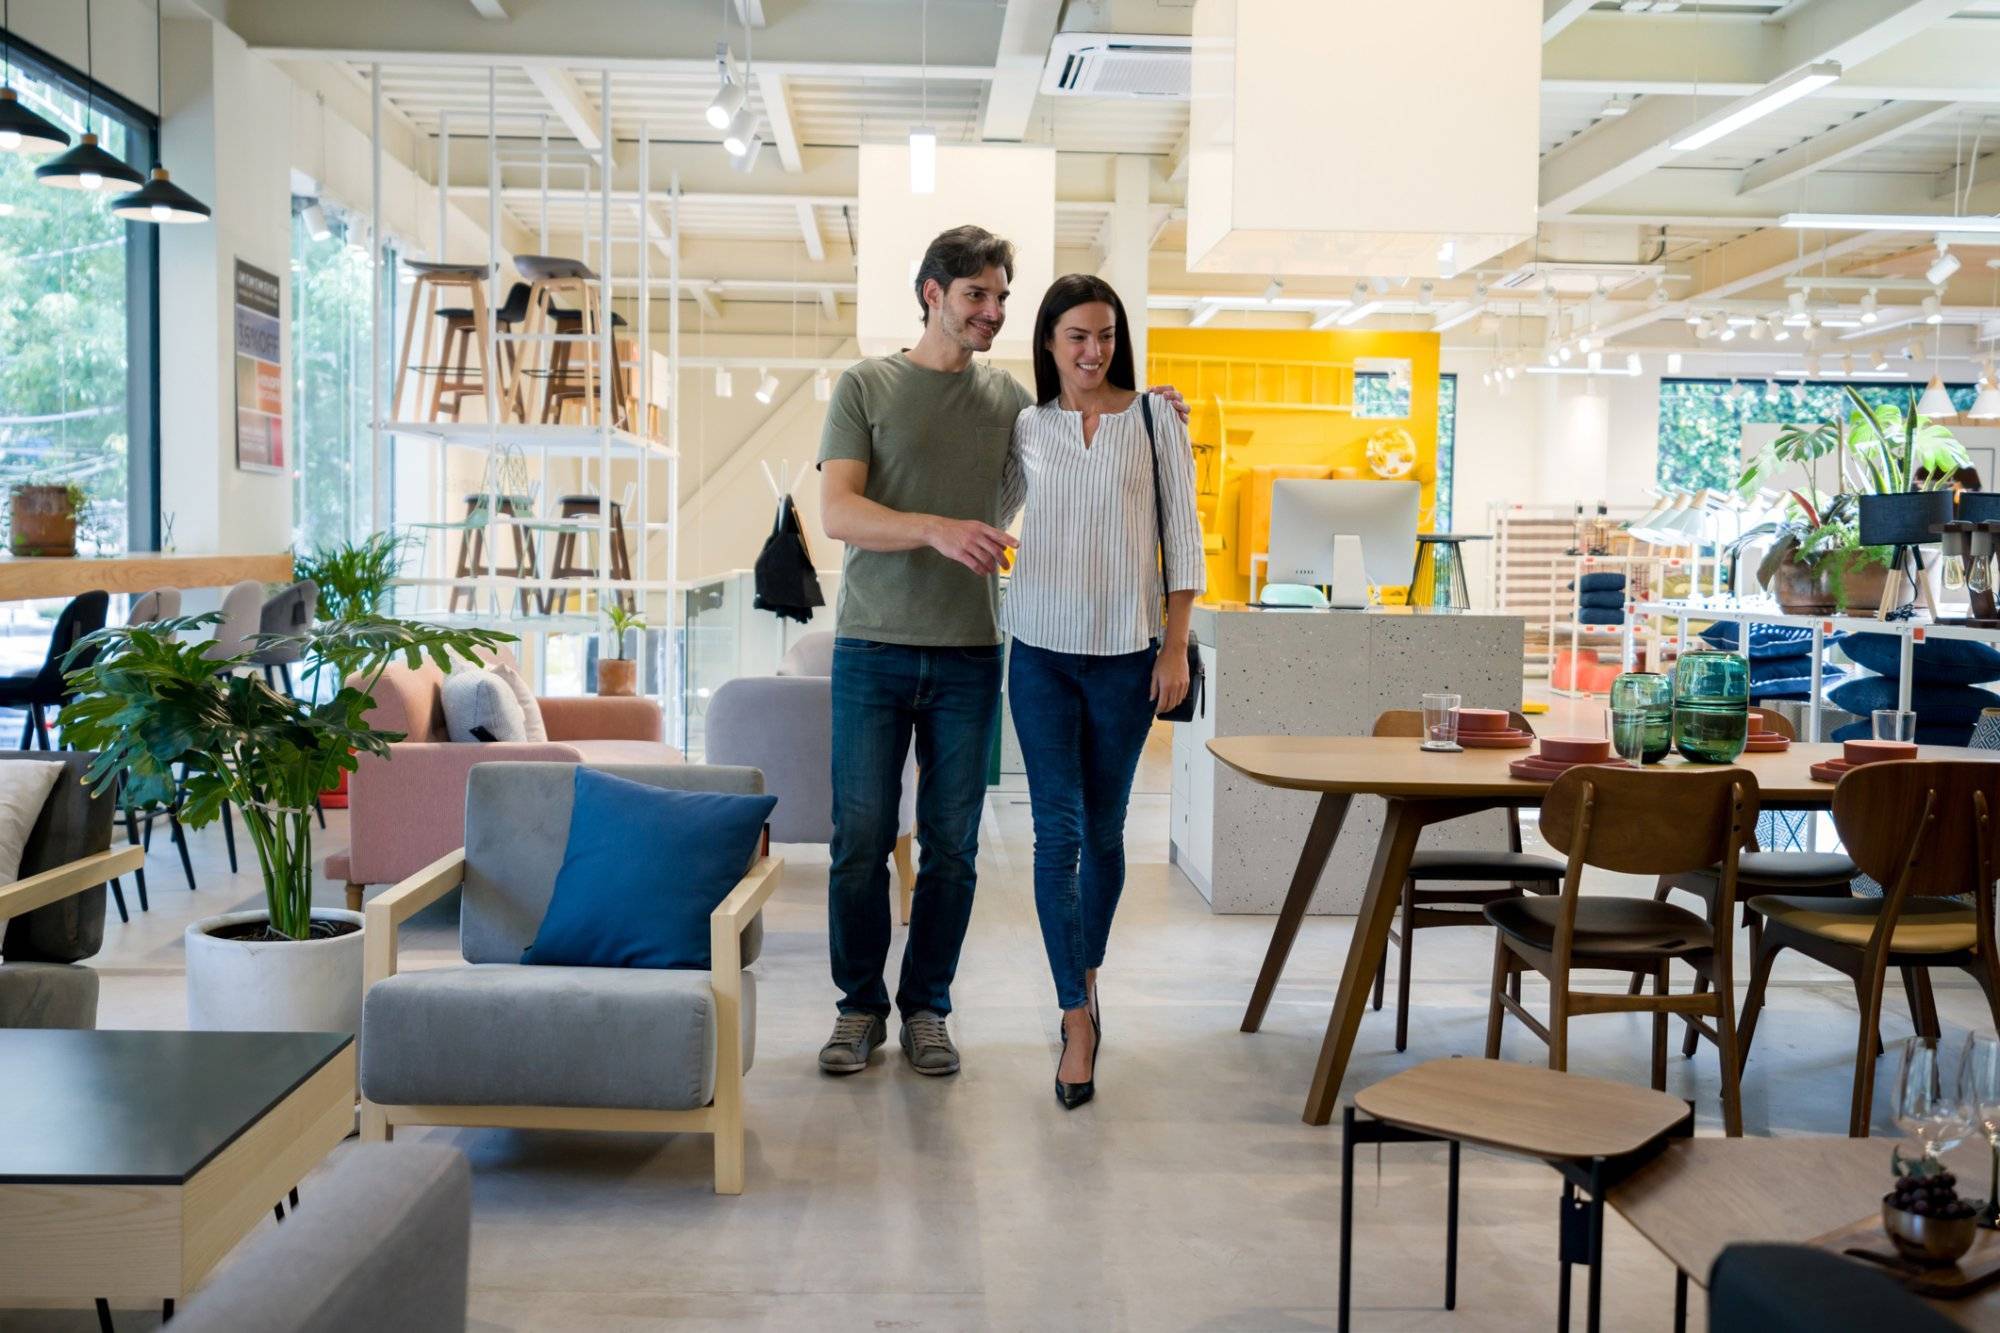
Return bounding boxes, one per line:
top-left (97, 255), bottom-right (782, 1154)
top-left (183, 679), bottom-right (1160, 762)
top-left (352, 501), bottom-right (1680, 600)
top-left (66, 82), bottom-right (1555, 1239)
top-left (1923, 294), bottom-right (1943, 324)
top-left (909, 0), bottom-right (934, 194)
top-left (0, 0), bottom-right (71, 154)
top-left (300, 201), bottom-right (331, 242)
top-left (813, 368), bottom-right (832, 402)
top-left (35, 0), bottom-right (141, 191)
top-left (1600, 94), bottom-right (1632, 116)
top-left (111, 0), bottom-right (210, 223)
top-left (1927, 244), bottom-right (1962, 287)
top-left (1263, 278), bottom-right (1284, 302)
top-left (1788, 290), bottom-right (1807, 315)
top-left (1718, 324), bottom-right (1736, 342)
top-left (1626, 353), bottom-right (1642, 374)
top-left (1871, 347), bottom-right (1891, 372)
top-left (714, 367), bottom-right (734, 398)
top-left (754, 368), bottom-right (780, 404)
top-left (1557, 342), bottom-right (1572, 362)
top-left (1779, 212), bottom-right (2000, 234)
top-left (721, 4), bottom-right (759, 160)
top-left (1418, 281), bottom-right (1434, 310)
top-left (1970, 368), bottom-right (2000, 420)
top-left (1669, 61), bottom-right (1841, 153)
top-left (704, 39), bottom-right (744, 130)
top-left (1859, 289), bottom-right (1878, 323)
top-left (1587, 349), bottom-right (1603, 371)
top-left (1666, 352), bottom-right (1683, 374)
top-left (1769, 317), bottom-right (1790, 343)
top-left (731, 132), bottom-right (765, 173)
top-left (1907, 339), bottom-right (1925, 360)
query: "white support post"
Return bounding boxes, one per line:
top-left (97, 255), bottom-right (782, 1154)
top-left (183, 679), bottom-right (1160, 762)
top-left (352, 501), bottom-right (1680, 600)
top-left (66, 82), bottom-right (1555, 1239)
top-left (484, 67), bottom-right (500, 613)
top-left (370, 63), bottom-right (385, 537)
top-left (436, 111), bottom-right (449, 262)
top-left (667, 171), bottom-right (682, 746)
top-left (598, 70), bottom-right (614, 625)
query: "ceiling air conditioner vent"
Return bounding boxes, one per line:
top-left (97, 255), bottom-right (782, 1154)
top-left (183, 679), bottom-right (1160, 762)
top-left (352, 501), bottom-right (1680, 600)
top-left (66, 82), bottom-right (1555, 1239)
top-left (1040, 34), bottom-right (1192, 100)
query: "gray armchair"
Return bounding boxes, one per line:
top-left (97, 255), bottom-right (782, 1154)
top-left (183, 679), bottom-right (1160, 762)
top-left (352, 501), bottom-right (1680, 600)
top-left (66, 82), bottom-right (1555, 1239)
top-left (251, 578), bottom-right (319, 695)
top-left (359, 762), bottom-right (782, 1194)
top-left (708, 631), bottom-right (916, 922)
top-left (0, 751), bottom-right (145, 1028)
top-left (175, 1144), bottom-right (471, 1333)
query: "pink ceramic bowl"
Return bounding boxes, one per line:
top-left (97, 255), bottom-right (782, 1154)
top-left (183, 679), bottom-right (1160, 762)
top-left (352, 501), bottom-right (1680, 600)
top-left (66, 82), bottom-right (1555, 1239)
top-left (1455, 708), bottom-right (1509, 733)
top-left (1539, 736), bottom-right (1612, 764)
top-left (1844, 739), bottom-right (1919, 766)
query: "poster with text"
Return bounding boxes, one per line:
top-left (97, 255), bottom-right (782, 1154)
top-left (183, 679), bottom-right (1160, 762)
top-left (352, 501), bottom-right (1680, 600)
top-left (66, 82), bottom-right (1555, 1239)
top-left (233, 260), bottom-right (285, 474)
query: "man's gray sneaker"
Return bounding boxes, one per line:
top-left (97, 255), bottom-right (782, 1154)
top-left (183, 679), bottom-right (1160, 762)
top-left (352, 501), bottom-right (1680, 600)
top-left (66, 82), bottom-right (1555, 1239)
top-left (900, 1010), bottom-right (960, 1076)
top-left (819, 1012), bottom-right (886, 1074)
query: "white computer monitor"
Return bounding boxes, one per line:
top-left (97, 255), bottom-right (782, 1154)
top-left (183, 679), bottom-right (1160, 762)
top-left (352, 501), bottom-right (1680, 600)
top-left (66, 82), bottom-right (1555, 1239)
top-left (1267, 479), bottom-right (1421, 591)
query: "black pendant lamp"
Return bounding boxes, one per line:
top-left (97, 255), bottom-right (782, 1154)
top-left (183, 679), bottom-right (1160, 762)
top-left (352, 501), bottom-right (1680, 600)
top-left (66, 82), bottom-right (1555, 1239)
top-left (35, 0), bottom-right (143, 192)
top-left (0, 0), bottom-right (72, 153)
top-left (110, 0), bottom-right (207, 222)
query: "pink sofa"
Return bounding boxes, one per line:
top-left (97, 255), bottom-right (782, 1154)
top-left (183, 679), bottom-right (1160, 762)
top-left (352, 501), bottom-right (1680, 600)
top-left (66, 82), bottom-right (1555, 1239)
top-left (327, 656), bottom-right (679, 907)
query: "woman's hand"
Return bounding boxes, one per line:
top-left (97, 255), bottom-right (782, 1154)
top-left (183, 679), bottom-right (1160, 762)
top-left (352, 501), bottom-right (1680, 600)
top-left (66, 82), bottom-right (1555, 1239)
top-left (1151, 643), bottom-right (1191, 715)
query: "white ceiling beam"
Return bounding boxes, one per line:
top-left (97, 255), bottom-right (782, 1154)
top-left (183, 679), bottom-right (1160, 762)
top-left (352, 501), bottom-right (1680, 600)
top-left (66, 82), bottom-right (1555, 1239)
top-left (1542, 0), bottom-right (1596, 44)
top-left (1564, 163), bottom-right (1945, 224)
top-left (694, 283), bottom-right (724, 320)
top-left (758, 71), bottom-right (803, 174)
top-left (1770, 0), bottom-right (1962, 75)
top-left (819, 287), bottom-right (839, 319)
top-left (1740, 99), bottom-right (1956, 196)
top-left (522, 63), bottom-right (606, 160)
top-left (467, 0), bottom-right (508, 19)
top-left (981, 0), bottom-right (1063, 142)
top-left (1592, 229), bottom-right (1899, 344)
top-left (796, 201), bottom-right (825, 262)
top-left (1165, 124), bottom-right (1190, 186)
top-left (1539, 93), bottom-right (1732, 216)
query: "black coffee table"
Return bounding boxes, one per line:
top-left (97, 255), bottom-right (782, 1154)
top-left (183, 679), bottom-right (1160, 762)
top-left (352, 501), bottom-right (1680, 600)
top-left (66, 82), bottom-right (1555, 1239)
top-left (0, 1029), bottom-right (355, 1320)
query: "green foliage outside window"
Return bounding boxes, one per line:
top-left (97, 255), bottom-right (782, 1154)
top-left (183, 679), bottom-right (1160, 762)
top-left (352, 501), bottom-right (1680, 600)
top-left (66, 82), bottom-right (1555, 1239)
top-left (290, 205), bottom-right (384, 552)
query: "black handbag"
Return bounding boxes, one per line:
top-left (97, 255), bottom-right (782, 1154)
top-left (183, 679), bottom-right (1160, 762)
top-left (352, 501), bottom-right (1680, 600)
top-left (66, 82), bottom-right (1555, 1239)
top-left (1139, 395), bottom-right (1204, 722)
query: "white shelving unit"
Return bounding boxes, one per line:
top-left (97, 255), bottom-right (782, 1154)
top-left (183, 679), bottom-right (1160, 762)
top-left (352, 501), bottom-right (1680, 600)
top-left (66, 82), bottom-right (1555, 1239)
top-left (363, 68), bottom-right (684, 743)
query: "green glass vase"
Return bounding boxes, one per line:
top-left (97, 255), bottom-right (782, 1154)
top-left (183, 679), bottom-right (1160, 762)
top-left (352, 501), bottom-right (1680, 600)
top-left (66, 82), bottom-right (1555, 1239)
top-left (1672, 650), bottom-right (1749, 764)
top-left (1610, 672), bottom-right (1673, 764)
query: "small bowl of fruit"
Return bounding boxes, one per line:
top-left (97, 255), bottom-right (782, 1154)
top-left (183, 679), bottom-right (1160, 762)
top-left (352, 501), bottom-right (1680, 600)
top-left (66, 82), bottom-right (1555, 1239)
top-left (1884, 1157), bottom-right (1979, 1267)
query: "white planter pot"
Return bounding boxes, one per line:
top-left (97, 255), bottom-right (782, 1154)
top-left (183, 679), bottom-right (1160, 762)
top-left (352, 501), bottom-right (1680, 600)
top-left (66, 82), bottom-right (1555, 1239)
top-left (184, 909), bottom-right (365, 1035)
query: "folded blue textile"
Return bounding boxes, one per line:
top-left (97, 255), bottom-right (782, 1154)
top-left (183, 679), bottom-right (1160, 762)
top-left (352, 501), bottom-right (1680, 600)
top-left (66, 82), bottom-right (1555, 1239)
top-left (1828, 674), bottom-right (2000, 727)
top-left (1575, 607), bottom-right (1625, 627)
top-left (1572, 572), bottom-right (1626, 594)
top-left (1698, 622), bottom-right (1847, 660)
top-left (1748, 659), bottom-right (1847, 702)
top-left (1841, 632), bottom-right (2000, 686)
top-left (1577, 589), bottom-right (1625, 610)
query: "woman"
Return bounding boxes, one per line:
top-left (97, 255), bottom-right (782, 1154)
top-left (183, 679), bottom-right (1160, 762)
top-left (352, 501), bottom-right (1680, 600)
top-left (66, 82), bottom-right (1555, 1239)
top-left (1001, 274), bottom-right (1205, 1109)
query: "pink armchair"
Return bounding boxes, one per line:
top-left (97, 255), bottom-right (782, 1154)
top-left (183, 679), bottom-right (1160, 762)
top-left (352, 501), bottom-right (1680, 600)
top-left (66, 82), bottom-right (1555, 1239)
top-left (327, 656), bottom-right (680, 908)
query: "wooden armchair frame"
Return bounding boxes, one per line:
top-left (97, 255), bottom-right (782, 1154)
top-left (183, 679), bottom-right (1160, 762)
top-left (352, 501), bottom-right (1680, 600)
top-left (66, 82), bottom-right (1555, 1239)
top-left (0, 846), bottom-right (146, 925)
top-left (358, 845), bottom-right (784, 1195)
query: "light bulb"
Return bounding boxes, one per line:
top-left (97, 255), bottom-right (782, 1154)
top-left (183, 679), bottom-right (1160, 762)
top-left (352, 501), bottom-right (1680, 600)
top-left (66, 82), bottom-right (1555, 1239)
top-left (723, 104), bottom-right (756, 157)
top-left (754, 369), bottom-right (780, 404)
top-left (0, 130), bottom-right (18, 150)
top-left (706, 78), bottom-right (744, 131)
top-left (79, 171), bottom-right (100, 190)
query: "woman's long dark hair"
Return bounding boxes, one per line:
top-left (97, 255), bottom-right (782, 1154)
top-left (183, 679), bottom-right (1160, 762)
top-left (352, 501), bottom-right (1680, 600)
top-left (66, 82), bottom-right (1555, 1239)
top-left (1031, 274), bottom-right (1136, 405)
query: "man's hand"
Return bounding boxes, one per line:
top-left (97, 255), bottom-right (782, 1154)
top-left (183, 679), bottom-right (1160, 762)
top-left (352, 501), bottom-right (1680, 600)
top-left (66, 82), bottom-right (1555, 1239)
top-left (1148, 383), bottom-right (1192, 424)
top-left (929, 518), bottom-right (1019, 575)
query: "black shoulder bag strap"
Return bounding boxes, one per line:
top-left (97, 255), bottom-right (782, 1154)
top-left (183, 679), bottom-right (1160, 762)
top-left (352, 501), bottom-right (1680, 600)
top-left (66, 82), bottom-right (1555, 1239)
top-left (1139, 394), bottom-right (1204, 722)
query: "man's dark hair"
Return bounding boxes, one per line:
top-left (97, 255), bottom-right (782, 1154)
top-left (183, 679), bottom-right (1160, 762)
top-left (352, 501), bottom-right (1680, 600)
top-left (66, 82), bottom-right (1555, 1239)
top-left (914, 225), bottom-right (1015, 324)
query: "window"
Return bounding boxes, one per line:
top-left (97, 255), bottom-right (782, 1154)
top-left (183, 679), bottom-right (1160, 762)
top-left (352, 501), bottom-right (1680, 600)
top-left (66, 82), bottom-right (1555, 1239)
top-left (1435, 372), bottom-right (1456, 531)
top-left (0, 33), bottom-right (157, 554)
top-left (1656, 378), bottom-right (1979, 493)
top-left (290, 199), bottom-right (384, 552)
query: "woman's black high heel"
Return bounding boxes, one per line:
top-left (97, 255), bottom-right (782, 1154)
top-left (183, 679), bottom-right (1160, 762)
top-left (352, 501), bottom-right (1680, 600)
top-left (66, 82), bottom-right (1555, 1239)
top-left (1056, 1020), bottom-right (1096, 1110)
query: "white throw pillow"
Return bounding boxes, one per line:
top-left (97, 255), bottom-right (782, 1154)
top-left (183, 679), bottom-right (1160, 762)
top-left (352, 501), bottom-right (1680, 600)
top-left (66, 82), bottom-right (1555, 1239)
top-left (0, 761), bottom-right (66, 885)
top-left (487, 656), bottom-right (547, 742)
top-left (440, 668), bottom-right (528, 743)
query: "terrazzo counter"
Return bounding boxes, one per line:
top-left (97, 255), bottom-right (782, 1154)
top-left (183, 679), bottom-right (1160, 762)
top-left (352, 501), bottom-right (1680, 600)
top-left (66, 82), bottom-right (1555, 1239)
top-left (1169, 605), bottom-right (1525, 914)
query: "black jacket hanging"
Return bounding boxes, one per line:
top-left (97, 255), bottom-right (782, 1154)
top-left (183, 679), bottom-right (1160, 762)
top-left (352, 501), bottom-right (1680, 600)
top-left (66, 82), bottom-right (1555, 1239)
top-left (753, 494), bottom-right (826, 624)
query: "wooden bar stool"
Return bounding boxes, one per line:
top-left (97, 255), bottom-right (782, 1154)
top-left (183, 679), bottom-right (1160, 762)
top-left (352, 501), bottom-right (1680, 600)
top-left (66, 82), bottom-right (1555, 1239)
top-left (450, 493), bottom-right (540, 616)
top-left (509, 255), bottom-right (624, 427)
top-left (1484, 763), bottom-right (1757, 1137)
top-left (1368, 707), bottom-right (1566, 1052)
top-left (430, 281), bottom-right (531, 421)
top-left (393, 261), bottom-right (498, 423)
top-left (541, 307), bottom-right (630, 426)
top-left (540, 486), bottom-right (634, 614)
top-left (1341, 1059), bottom-right (1692, 1333)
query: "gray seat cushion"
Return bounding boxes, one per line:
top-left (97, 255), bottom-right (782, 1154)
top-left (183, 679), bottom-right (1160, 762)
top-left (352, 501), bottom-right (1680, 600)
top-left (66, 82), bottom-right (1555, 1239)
top-left (0, 960), bottom-right (98, 1029)
top-left (1407, 849), bottom-right (1565, 882)
top-left (175, 1144), bottom-right (469, 1333)
top-left (1737, 850), bottom-right (1858, 884)
top-left (361, 964), bottom-right (755, 1111)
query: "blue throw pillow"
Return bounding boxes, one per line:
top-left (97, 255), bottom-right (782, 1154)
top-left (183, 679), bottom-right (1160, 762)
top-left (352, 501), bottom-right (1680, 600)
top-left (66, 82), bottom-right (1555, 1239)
top-left (1698, 622), bottom-right (1844, 660)
top-left (1750, 659), bottom-right (1846, 701)
top-left (522, 768), bottom-right (776, 970)
top-left (1841, 631), bottom-right (2000, 686)
top-left (1828, 675), bottom-right (2000, 727)
top-left (1576, 607), bottom-right (1625, 626)
top-left (1577, 589), bottom-right (1624, 610)
top-left (1573, 572), bottom-right (1625, 594)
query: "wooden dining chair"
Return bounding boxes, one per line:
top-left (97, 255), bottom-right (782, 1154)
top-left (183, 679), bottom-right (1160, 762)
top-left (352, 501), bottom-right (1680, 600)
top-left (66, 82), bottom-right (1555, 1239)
top-left (1485, 764), bottom-right (1757, 1137)
top-left (1367, 709), bottom-right (1566, 1052)
top-left (1735, 760), bottom-right (2000, 1137)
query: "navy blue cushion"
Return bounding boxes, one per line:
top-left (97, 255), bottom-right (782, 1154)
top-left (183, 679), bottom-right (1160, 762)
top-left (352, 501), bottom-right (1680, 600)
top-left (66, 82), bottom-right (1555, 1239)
top-left (1831, 719), bottom-right (1974, 748)
top-left (1841, 631), bottom-right (2000, 686)
top-left (1576, 607), bottom-right (1625, 626)
top-left (1750, 659), bottom-right (1847, 701)
top-left (1698, 622), bottom-right (1846, 660)
top-left (522, 768), bottom-right (776, 970)
top-left (1574, 572), bottom-right (1625, 593)
top-left (1577, 589), bottom-right (1624, 610)
top-left (1828, 674), bottom-right (2000, 727)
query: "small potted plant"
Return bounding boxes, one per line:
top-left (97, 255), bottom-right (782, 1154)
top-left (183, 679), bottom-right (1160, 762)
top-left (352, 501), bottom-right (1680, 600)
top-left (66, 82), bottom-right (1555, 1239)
top-left (293, 530), bottom-right (413, 620)
top-left (597, 603), bottom-right (646, 697)
top-left (8, 479), bottom-right (88, 557)
top-left (58, 612), bottom-right (511, 1034)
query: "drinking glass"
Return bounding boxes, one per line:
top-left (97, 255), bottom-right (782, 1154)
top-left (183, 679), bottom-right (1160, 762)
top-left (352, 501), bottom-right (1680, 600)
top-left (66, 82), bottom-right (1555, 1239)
top-left (1610, 709), bottom-right (1651, 764)
top-left (1895, 1035), bottom-right (1972, 1164)
top-left (1960, 1032), bottom-right (2000, 1227)
top-left (1874, 709), bottom-right (1918, 744)
top-left (1609, 672), bottom-right (1673, 764)
top-left (1421, 693), bottom-right (1462, 752)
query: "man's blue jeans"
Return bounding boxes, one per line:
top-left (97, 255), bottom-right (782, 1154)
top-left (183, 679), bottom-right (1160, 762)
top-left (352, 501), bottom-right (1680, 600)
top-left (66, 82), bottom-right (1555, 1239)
top-left (829, 638), bottom-right (1002, 1019)
top-left (1006, 639), bottom-right (1158, 1012)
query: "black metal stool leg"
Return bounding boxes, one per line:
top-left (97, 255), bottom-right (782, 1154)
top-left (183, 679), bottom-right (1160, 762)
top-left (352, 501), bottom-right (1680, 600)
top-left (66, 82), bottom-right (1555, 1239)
top-left (1446, 1138), bottom-right (1460, 1311)
top-left (1340, 1105), bottom-right (1356, 1333)
top-left (1673, 1268), bottom-right (1688, 1333)
top-left (162, 1297), bottom-right (174, 1322)
top-left (17, 710), bottom-right (33, 749)
top-left (1586, 1161), bottom-right (1606, 1333)
top-left (107, 875), bottom-right (128, 923)
top-left (290, 1186), bottom-right (299, 1208)
top-left (96, 1296), bottom-right (114, 1332)
top-left (221, 802), bottom-right (238, 873)
top-left (170, 814), bottom-right (196, 892)
top-left (274, 1200), bottom-right (286, 1222)
top-left (1558, 1181), bottom-right (1574, 1332)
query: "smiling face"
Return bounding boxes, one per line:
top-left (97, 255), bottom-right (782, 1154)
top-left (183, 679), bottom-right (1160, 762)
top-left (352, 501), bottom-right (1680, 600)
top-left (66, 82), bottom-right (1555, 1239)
top-left (928, 264), bottom-right (1011, 354)
top-left (1046, 301), bottom-right (1119, 396)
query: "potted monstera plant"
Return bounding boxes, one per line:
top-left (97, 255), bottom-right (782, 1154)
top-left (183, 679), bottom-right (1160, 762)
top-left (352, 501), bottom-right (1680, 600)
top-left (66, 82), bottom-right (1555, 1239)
top-left (1735, 385), bottom-right (1967, 613)
top-left (59, 613), bottom-right (511, 1033)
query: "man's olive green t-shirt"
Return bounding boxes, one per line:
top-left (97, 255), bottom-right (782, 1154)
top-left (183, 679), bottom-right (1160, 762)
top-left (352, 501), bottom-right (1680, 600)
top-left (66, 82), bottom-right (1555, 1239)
top-left (817, 353), bottom-right (1032, 647)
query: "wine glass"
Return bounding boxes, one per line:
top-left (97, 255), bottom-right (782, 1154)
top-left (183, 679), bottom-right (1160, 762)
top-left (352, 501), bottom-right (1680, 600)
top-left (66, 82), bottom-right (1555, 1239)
top-left (1960, 1032), bottom-right (2000, 1227)
top-left (1896, 1035), bottom-right (1973, 1164)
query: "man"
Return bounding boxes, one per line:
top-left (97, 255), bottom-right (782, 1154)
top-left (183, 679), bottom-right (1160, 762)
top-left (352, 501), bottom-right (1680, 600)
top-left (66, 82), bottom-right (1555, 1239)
top-left (815, 225), bottom-right (1028, 1076)
top-left (815, 225), bottom-right (1185, 1077)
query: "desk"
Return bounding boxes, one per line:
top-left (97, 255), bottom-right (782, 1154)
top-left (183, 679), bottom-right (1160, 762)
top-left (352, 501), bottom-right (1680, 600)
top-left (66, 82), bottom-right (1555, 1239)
top-left (0, 552), bottom-right (293, 601)
top-left (0, 1030), bottom-right (354, 1313)
top-left (1607, 1136), bottom-right (2000, 1329)
top-left (1210, 737), bottom-right (2000, 1125)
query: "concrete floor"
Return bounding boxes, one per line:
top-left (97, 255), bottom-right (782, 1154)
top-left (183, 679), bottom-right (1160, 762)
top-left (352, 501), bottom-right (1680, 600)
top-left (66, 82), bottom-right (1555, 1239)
top-left (16, 723), bottom-right (1992, 1332)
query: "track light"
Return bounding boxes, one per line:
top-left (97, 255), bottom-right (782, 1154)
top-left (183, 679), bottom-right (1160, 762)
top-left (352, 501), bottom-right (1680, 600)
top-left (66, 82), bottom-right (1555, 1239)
top-left (1351, 279), bottom-right (1368, 304)
top-left (1769, 317), bottom-right (1789, 343)
top-left (1505, 363), bottom-right (1519, 380)
top-left (1749, 319), bottom-right (1767, 341)
top-left (1717, 324), bottom-right (1736, 342)
top-left (1684, 310), bottom-right (1703, 326)
top-left (1587, 350), bottom-right (1603, 371)
top-left (1922, 294), bottom-right (1942, 324)
top-left (813, 368), bottom-right (832, 402)
top-left (723, 104), bottom-right (757, 157)
top-left (1871, 347), bottom-right (1891, 372)
top-left (1263, 278), bottom-right (1284, 302)
top-left (1805, 355), bottom-right (1820, 377)
top-left (1927, 245), bottom-right (1961, 287)
top-left (754, 369), bottom-right (779, 404)
top-left (908, 125), bottom-right (936, 194)
top-left (1370, 275), bottom-right (1392, 294)
top-left (1666, 352), bottom-right (1683, 375)
top-left (1650, 283), bottom-right (1668, 306)
top-left (1626, 353), bottom-right (1642, 374)
top-left (1969, 369), bottom-right (2000, 420)
top-left (706, 44), bottom-right (745, 129)
top-left (301, 201), bottom-right (331, 241)
top-left (1546, 350), bottom-right (1560, 367)
top-left (1906, 339), bottom-right (1925, 361)
top-left (1842, 354), bottom-right (1855, 377)
top-left (1418, 281), bottom-right (1434, 310)
top-left (731, 133), bottom-right (764, 173)
top-left (1599, 94), bottom-right (1631, 116)
top-left (714, 368), bottom-right (734, 398)
top-left (1557, 343), bottom-right (1572, 362)
top-left (1577, 332), bottom-right (1593, 354)
top-left (1789, 290), bottom-right (1807, 315)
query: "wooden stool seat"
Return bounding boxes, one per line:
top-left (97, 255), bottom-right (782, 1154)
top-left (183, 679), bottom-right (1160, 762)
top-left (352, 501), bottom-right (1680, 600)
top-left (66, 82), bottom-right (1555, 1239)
top-left (395, 261), bottom-right (503, 424)
top-left (505, 257), bottom-right (626, 427)
top-left (1355, 1058), bottom-right (1689, 1161)
top-left (403, 260), bottom-right (493, 277)
top-left (541, 493), bottom-right (634, 614)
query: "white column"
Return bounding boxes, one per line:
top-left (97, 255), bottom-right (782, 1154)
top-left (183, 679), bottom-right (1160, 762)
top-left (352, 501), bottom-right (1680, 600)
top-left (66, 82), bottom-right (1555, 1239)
top-left (1101, 154), bottom-right (1152, 377)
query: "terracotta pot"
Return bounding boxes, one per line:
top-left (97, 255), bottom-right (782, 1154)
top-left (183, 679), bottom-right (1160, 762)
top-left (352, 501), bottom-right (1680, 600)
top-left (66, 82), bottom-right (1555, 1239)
top-left (10, 485), bottom-right (78, 557)
top-left (1767, 553), bottom-right (1891, 616)
top-left (597, 657), bottom-right (637, 696)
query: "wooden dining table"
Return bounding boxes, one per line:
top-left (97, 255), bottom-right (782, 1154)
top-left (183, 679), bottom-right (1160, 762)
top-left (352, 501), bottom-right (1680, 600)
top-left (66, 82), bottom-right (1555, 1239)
top-left (1210, 736), bottom-right (2000, 1126)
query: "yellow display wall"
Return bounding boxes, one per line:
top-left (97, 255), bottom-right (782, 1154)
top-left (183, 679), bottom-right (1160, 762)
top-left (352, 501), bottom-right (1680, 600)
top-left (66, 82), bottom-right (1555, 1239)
top-left (1147, 327), bottom-right (1442, 605)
